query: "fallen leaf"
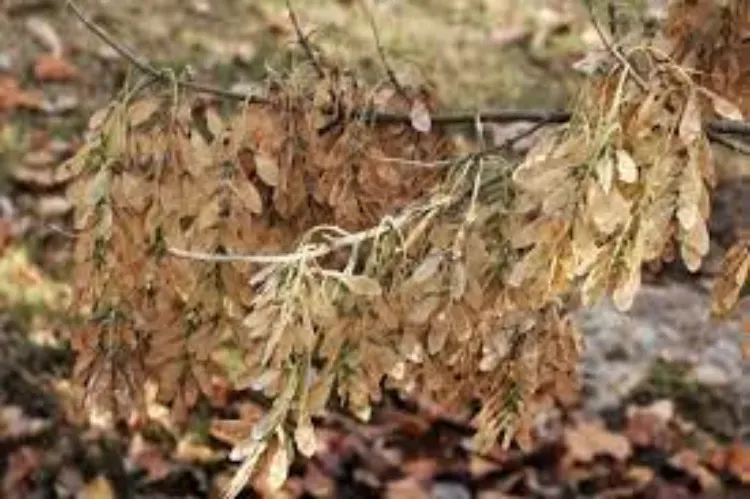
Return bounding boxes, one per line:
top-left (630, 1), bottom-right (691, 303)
top-left (175, 436), bottom-right (221, 463)
top-left (385, 477), bottom-right (430, 499)
top-left (625, 407), bottom-right (669, 448)
top-left (0, 406), bottom-right (51, 439)
top-left (628, 399), bottom-right (674, 424)
top-left (33, 54), bottom-right (78, 82)
top-left (669, 449), bottom-right (720, 491)
top-left (302, 462), bottom-right (334, 497)
top-left (128, 434), bottom-right (173, 481)
top-left (626, 465), bottom-right (655, 486)
top-left (3, 447), bottom-right (43, 493)
top-left (726, 442), bottom-right (750, 484)
top-left (79, 475), bottom-right (115, 499)
top-left (0, 76), bottom-right (43, 111)
top-left (564, 421), bottom-right (632, 463)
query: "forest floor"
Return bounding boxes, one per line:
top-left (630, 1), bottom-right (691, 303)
top-left (1, 0), bottom-right (749, 497)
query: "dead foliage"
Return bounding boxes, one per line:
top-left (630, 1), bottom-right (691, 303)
top-left (60, 0), bottom-right (750, 496)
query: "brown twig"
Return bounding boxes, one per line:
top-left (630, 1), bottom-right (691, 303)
top-left (286, 0), bottom-right (325, 79)
top-left (707, 130), bottom-right (750, 155)
top-left (363, 108), bottom-right (572, 126)
top-left (65, 0), bottom-right (267, 103)
top-left (361, 0), bottom-right (408, 98)
top-left (483, 121), bottom-right (552, 156)
top-left (66, 0), bottom-right (750, 137)
top-left (583, 0), bottom-right (648, 91)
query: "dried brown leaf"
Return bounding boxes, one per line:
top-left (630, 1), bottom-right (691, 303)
top-left (407, 295), bottom-right (441, 325)
top-left (677, 164), bottom-right (702, 230)
top-left (255, 153), bottom-right (280, 187)
top-left (88, 106), bottom-right (112, 131)
top-left (708, 92), bottom-right (744, 121)
top-left (79, 475), bottom-right (115, 499)
top-left (410, 99), bottom-right (432, 133)
top-left (267, 431), bottom-right (291, 490)
top-left (588, 183), bottom-right (630, 235)
top-left (615, 149), bottom-right (638, 183)
top-left (340, 275), bottom-right (382, 297)
top-left (407, 253), bottom-right (443, 285)
top-left (612, 256), bottom-right (642, 312)
top-left (711, 242), bottom-right (750, 315)
top-left (232, 179), bottom-right (264, 215)
top-left (595, 153), bottom-right (614, 194)
top-left (294, 418), bottom-right (317, 457)
top-left (205, 107), bottom-right (225, 138)
top-left (564, 421), bottom-right (632, 463)
top-left (679, 90), bottom-right (702, 146)
top-left (128, 98), bottom-right (161, 128)
top-left (450, 262), bottom-right (467, 300)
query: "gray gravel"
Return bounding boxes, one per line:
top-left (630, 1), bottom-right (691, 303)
top-left (576, 281), bottom-right (749, 426)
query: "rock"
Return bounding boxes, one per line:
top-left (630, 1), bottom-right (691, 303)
top-left (430, 481), bottom-right (471, 499)
top-left (576, 282), bottom-right (748, 411)
top-left (41, 93), bottom-right (79, 114)
top-left (689, 364), bottom-right (730, 387)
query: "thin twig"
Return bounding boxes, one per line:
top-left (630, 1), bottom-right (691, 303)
top-left (66, 0), bottom-right (159, 75)
top-left (66, 0), bottom-right (267, 103)
top-left (286, 0), bottom-right (325, 79)
top-left (168, 210), bottom-right (417, 264)
top-left (362, 0), bottom-right (407, 98)
top-left (168, 245), bottom-right (328, 264)
top-left (66, 0), bottom-right (750, 138)
top-left (482, 121), bottom-right (552, 155)
top-left (583, 0), bottom-right (648, 91)
top-left (707, 130), bottom-right (750, 155)
top-left (363, 108), bottom-right (572, 126)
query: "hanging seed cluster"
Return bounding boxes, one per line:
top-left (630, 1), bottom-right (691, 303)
top-left (62, 2), bottom-right (750, 494)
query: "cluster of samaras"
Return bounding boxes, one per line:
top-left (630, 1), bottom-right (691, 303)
top-left (62, 2), bottom-right (750, 494)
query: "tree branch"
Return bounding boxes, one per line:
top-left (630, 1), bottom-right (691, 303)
top-left (361, 0), bottom-right (408, 98)
top-left (66, 0), bottom-right (267, 103)
top-left (66, 0), bottom-right (750, 137)
top-left (286, 0), bottom-right (325, 79)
